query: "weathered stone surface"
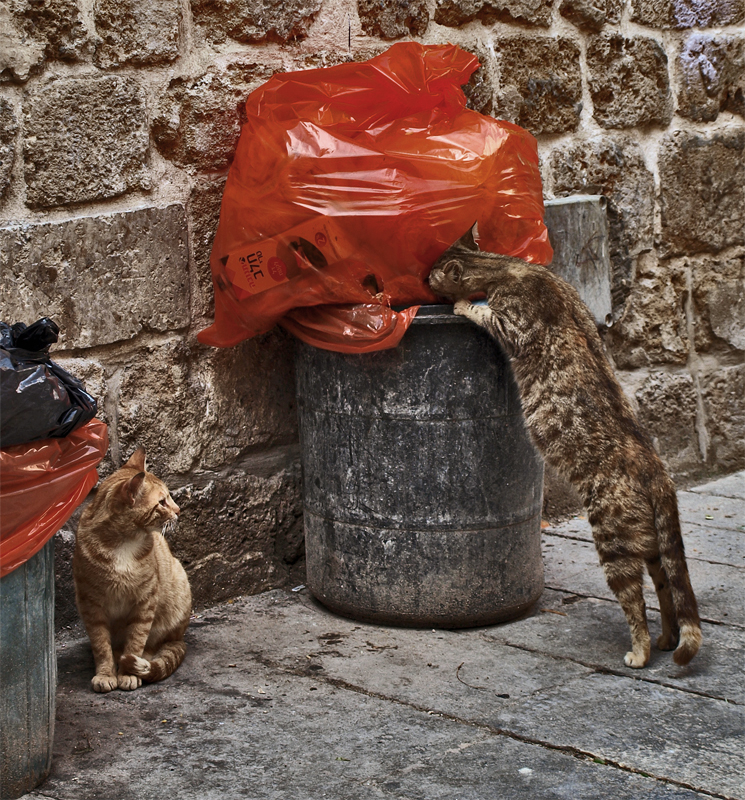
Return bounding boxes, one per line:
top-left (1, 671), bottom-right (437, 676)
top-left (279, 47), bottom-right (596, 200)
top-left (54, 529), bottom-right (78, 630)
top-left (93, 0), bottom-right (181, 69)
top-left (691, 252), bottom-right (745, 353)
top-left (635, 371), bottom-right (702, 474)
top-left (357, 0), bottom-right (428, 39)
top-left (191, 0), bottom-right (323, 44)
top-left (495, 37), bottom-right (582, 136)
top-left (0, 206), bottom-right (189, 349)
top-left (677, 34), bottom-right (745, 122)
top-left (0, 3), bottom-right (46, 81)
top-left (659, 131), bottom-right (745, 255)
top-left (153, 63), bottom-right (270, 172)
top-left (587, 34), bottom-right (672, 129)
top-left (606, 255), bottom-right (689, 368)
top-left (702, 365), bottom-right (745, 472)
top-left (460, 46), bottom-right (496, 117)
top-left (109, 333), bottom-right (297, 477)
top-left (631, 0), bottom-right (745, 28)
top-left (188, 177), bottom-right (226, 323)
top-left (434, 0), bottom-right (552, 27)
top-left (171, 464), bottom-right (303, 607)
top-left (549, 138), bottom-right (655, 312)
top-left (0, 97), bottom-right (17, 198)
top-left (23, 76), bottom-right (149, 208)
top-left (0, 0), bottom-right (90, 81)
top-left (559, 0), bottom-right (622, 31)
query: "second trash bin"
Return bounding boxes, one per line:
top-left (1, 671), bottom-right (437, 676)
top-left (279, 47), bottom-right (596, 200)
top-left (295, 304), bottom-right (545, 628)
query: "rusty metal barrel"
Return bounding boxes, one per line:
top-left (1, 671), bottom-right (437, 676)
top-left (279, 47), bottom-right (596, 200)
top-left (295, 304), bottom-right (545, 628)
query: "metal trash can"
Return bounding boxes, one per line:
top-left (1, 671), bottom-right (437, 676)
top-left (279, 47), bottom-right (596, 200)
top-left (0, 539), bottom-right (56, 800)
top-left (295, 304), bottom-right (545, 628)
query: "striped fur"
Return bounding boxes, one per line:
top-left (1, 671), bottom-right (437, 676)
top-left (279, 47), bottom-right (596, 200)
top-left (73, 448), bottom-right (192, 692)
top-left (429, 228), bottom-right (701, 668)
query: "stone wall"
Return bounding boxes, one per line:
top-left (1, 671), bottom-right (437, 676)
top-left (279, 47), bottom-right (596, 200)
top-left (1, 0), bottom-right (743, 626)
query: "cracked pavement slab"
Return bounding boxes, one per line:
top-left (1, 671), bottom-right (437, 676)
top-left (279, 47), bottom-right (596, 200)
top-left (20, 472), bottom-right (745, 800)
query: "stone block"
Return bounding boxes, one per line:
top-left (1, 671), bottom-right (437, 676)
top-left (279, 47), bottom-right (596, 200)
top-left (606, 255), bottom-right (689, 369)
top-left (153, 63), bottom-right (270, 172)
top-left (691, 252), bottom-right (745, 353)
top-left (634, 371), bottom-right (702, 475)
top-left (587, 34), bottom-right (672, 129)
top-left (559, 0), bottom-right (622, 31)
top-left (94, 0), bottom-right (181, 69)
top-left (191, 0), bottom-right (323, 45)
top-left (110, 332), bottom-right (297, 477)
top-left (54, 528), bottom-right (79, 630)
top-left (549, 138), bottom-right (655, 311)
top-left (544, 195), bottom-right (613, 327)
top-left (188, 177), bottom-right (226, 323)
top-left (677, 35), bottom-right (745, 122)
top-left (659, 131), bottom-right (745, 256)
top-left (23, 76), bottom-right (149, 208)
top-left (170, 464), bottom-right (303, 608)
top-left (0, 0), bottom-right (90, 81)
top-left (458, 45), bottom-right (497, 117)
top-left (702, 365), bottom-right (745, 472)
top-left (0, 205), bottom-right (190, 349)
top-left (358, 0), bottom-right (429, 39)
top-left (434, 0), bottom-right (552, 27)
top-left (495, 37), bottom-right (582, 136)
top-left (0, 98), bottom-right (17, 198)
top-left (631, 0), bottom-right (745, 28)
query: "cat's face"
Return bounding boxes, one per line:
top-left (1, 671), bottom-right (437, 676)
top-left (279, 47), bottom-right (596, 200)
top-left (429, 223), bottom-right (481, 299)
top-left (115, 448), bottom-right (180, 534)
top-left (428, 258), bottom-right (465, 298)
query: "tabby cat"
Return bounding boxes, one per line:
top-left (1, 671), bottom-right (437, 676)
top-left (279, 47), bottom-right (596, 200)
top-left (73, 448), bottom-right (192, 692)
top-left (428, 226), bottom-right (701, 668)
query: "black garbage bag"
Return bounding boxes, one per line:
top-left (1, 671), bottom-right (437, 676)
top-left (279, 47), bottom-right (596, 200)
top-left (0, 318), bottom-right (97, 448)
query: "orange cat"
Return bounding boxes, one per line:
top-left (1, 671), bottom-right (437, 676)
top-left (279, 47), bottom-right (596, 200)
top-left (73, 448), bottom-right (191, 692)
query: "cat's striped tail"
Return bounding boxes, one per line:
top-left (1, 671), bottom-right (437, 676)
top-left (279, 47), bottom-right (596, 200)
top-left (653, 476), bottom-right (702, 665)
top-left (120, 641), bottom-right (187, 682)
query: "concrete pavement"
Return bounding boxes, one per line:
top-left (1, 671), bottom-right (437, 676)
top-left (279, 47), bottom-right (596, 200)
top-left (24, 471), bottom-right (745, 800)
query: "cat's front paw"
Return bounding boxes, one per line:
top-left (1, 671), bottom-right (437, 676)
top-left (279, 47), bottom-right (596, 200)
top-left (117, 673), bottom-right (142, 691)
top-left (453, 299), bottom-right (471, 317)
top-left (91, 673), bottom-right (118, 693)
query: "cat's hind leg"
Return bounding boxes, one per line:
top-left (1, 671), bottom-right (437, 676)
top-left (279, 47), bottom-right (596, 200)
top-left (592, 521), bottom-right (652, 668)
top-left (646, 554), bottom-right (679, 651)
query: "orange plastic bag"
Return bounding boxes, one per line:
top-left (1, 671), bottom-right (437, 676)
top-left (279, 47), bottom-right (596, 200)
top-left (198, 42), bottom-right (552, 353)
top-left (0, 419), bottom-right (108, 578)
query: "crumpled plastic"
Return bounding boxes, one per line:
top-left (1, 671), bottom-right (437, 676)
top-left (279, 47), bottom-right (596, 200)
top-left (0, 419), bottom-right (108, 578)
top-left (1, 317), bottom-right (98, 448)
top-left (198, 41), bottom-right (552, 353)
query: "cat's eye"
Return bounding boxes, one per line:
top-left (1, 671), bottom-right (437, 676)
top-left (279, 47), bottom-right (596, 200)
top-left (159, 497), bottom-right (167, 506)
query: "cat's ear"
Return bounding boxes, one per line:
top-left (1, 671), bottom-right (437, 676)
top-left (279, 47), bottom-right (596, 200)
top-left (442, 259), bottom-right (464, 283)
top-left (125, 447), bottom-right (147, 473)
top-left (457, 222), bottom-right (480, 252)
top-left (120, 472), bottom-right (146, 507)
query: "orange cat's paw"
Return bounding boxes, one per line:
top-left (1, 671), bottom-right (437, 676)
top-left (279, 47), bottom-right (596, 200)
top-left (117, 673), bottom-right (142, 691)
top-left (91, 674), bottom-right (118, 693)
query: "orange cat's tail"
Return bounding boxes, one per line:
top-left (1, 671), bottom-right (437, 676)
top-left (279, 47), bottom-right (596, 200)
top-left (120, 641), bottom-right (187, 682)
top-left (653, 477), bottom-right (702, 665)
